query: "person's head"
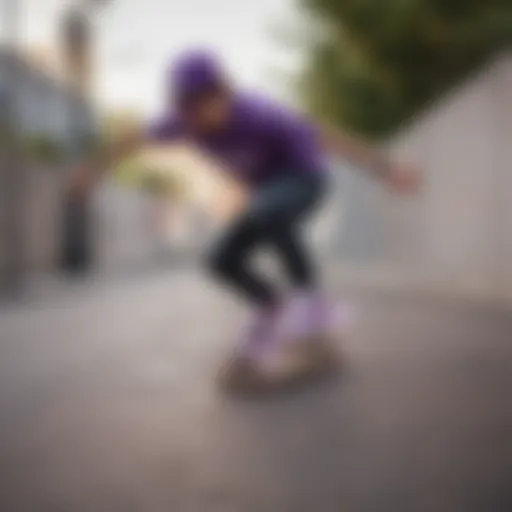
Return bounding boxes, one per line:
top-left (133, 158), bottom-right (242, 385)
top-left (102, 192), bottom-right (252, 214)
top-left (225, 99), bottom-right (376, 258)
top-left (168, 49), bottom-right (233, 133)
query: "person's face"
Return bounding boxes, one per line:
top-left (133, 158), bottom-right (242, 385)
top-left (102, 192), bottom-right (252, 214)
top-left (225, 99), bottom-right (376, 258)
top-left (180, 89), bottom-right (232, 133)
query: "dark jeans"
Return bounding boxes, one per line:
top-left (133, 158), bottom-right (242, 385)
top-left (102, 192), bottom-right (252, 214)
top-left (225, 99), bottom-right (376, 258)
top-left (205, 171), bottom-right (327, 305)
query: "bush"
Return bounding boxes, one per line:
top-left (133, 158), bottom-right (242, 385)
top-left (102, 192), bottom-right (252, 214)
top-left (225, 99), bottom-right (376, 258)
top-left (114, 157), bottom-right (188, 199)
top-left (114, 158), bottom-right (147, 187)
top-left (299, 0), bottom-right (512, 138)
top-left (24, 134), bottom-right (63, 164)
top-left (78, 133), bottom-right (102, 158)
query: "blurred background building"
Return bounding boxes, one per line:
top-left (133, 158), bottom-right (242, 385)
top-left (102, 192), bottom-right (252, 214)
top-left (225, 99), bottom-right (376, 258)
top-left (0, 47), bottom-right (97, 153)
top-left (0, 1), bottom-right (101, 290)
top-left (0, 46), bottom-right (98, 282)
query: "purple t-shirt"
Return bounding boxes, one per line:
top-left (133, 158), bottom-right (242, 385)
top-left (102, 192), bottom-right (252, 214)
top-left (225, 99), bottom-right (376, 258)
top-left (146, 92), bottom-right (325, 187)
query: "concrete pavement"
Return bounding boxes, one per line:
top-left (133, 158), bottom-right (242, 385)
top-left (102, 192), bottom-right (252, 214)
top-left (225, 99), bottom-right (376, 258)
top-left (0, 269), bottom-right (511, 511)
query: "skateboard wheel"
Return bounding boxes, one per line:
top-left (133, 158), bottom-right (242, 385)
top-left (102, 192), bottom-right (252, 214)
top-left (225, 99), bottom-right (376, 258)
top-left (218, 339), bottom-right (342, 397)
top-left (218, 356), bottom-right (268, 395)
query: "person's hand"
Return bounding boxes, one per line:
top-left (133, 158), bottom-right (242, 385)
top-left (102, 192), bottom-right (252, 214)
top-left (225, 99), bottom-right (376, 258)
top-left (386, 163), bottom-right (421, 195)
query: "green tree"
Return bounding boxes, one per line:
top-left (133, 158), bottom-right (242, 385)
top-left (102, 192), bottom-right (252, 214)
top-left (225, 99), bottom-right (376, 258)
top-left (114, 157), bottom-right (188, 201)
top-left (298, 0), bottom-right (512, 139)
top-left (23, 134), bottom-right (64, 165)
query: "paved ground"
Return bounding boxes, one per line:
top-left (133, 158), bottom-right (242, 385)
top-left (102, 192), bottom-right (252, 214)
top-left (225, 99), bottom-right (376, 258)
top-left (0, 269), bottom-right (511, 512)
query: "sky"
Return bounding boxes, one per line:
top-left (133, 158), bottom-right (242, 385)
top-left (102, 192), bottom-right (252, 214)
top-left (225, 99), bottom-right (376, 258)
top-left (11, 0), bottom-right (304, 117)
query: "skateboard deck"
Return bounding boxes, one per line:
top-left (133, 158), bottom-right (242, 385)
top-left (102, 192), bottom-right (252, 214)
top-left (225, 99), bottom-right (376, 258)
top-left (218, 336), bottom-right (343, 397)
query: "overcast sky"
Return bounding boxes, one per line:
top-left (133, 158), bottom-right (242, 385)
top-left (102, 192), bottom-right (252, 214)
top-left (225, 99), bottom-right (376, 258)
top-left (11, 0), bottom-right (303, 116)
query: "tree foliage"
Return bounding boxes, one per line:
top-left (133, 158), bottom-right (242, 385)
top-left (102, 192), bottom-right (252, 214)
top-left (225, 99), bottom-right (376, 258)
top-left (298, 0), bottom-right (512, 139)
top-left (114, 157), bottom-right (188, 199)
top-left (23, 134), bottom-right (64, 165)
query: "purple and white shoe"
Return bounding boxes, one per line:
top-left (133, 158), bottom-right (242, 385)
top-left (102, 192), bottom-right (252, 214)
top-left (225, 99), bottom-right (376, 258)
top-left (283, 292), bottom-right (353, 342)
top-left (220, 302), bottom-right (286, 391)
top-left (236, 302), bottom-right (284, 361)
top-left (283, 292), bottom-right (331, 342)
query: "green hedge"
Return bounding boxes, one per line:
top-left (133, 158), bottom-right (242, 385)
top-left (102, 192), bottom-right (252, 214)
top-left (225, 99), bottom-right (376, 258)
top-left (299, 0), bottom-right (512, 139)
top-left (23, 134), bottom-right (64, 164)
top-left (114, 158), bottom-right (188, 199)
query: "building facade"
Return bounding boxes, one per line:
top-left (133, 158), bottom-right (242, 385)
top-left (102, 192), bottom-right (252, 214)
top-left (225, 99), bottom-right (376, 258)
top-left (0, 47), bottom-right (98, 287)
top-left (0, 48), bottom-right (97, 152)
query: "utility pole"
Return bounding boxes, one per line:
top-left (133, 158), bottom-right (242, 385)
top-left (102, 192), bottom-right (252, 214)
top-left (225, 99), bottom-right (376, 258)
top-left (59, 0), bottom-right (112, 273)
top-left (61, 0), bottom-right (112, 151)
top-left (1, 0), bottom-right (25, 296)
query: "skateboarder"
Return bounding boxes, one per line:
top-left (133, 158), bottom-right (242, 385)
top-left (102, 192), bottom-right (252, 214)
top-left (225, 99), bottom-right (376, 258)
top-left (71, 49), bottom-right (419, 378)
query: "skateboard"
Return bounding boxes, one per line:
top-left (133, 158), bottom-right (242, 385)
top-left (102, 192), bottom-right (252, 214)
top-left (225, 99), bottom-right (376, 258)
top-left (218, 335), bottom-right (343, 397)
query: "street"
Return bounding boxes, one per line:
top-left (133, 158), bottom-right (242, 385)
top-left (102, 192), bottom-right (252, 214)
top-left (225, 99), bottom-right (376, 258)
top-left (0, 269), bottom-right (511, 512)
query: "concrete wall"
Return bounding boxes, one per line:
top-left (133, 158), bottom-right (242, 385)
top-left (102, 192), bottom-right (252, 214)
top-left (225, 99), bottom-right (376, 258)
top-left (2, 171), bottom-right (180, 285)
top-left (91, 180), bottom-right (226, 273)
top-left (381, 51), bottom-right (512, 300)
top-left (0, 165), bottom-right (66, 283)
top-left (92, 182), bottom-right (165, 273)
top-left (23, 166), bottom-right (67, 273)
top-left (493, 55), bottom-right (512, 301)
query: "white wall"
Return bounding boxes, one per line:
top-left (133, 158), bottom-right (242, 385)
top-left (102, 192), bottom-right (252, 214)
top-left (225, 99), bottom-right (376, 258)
top-left (493, 55), bottom-right (512, 301)
top-left (92, 182), bottom-right (176, 273)
top-left (383, 51), bottom-right (512, 300)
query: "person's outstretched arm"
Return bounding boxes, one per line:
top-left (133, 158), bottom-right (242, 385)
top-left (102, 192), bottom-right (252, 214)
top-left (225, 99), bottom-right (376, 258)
top-left (317, 122), bottom-right (420, 194)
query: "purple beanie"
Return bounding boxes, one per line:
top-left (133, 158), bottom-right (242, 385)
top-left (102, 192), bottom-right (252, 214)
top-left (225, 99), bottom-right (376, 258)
top-left (168, 49), bottom-right (226, 105)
